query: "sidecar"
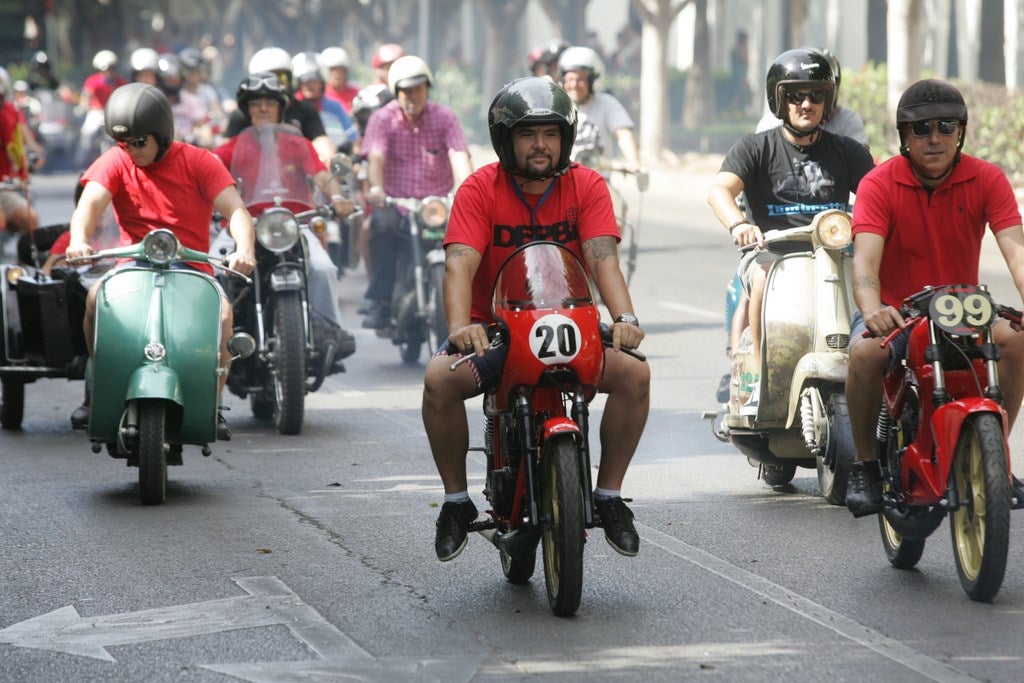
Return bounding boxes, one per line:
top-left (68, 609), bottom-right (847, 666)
top-left (0, 261), bottom-right (90, 429)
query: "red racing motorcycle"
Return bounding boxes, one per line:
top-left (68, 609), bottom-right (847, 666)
top-left (871, 284), bottom-right (1023, 601)
top-left (450, 242), bottom-right (644, 616)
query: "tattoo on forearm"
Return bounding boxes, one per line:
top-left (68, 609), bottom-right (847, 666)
top-left (854, 275), bottom-right (880, 292)
top-left (584, 236), bottom-right (617, 261)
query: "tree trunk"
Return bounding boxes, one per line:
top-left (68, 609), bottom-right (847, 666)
top-left (682, 0), bottom-right (711, 130)
top-left (887, 0), bottom-right (922, 118)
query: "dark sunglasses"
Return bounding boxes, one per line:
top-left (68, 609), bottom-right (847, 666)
top-left (909, 119), bottom-right (960, 137)
top-left (785, 90), bottom-right (827, 105)
top-left (116, 136), bottom-right (148, 149)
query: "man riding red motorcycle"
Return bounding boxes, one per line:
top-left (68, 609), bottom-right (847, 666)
top-left (421, 77), bottom-right (649, 562)
top-left (845, 79), bottom-right (1024, 516)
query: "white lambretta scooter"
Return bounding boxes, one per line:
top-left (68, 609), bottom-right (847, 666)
top-left (704, 209), bottom-right (855, 504)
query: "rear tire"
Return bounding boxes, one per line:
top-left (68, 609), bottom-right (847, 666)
top-left (817, 393), bottom-right (854, 505)
top-left (950, 413), bottom-right (1010, 602)
top-left (762, 464), bottom-right (796, 486)
top-left (879, 513), bottom-right (925, 569)
top-left (136, 400), bottom-right (167, 506)
top-left (501, 548), bottom-right (536, 585)
top-left (541, 433), bottom-right (585, 617)
top-left (0, 379), bottom-right (25, 430)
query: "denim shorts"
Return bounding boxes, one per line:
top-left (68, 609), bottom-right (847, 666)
top-left (849, 309), bottom-right (910, 373)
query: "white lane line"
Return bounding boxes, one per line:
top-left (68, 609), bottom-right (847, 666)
top-left (659, 301), bottom-right (722, 320)
top-left (639, 524), bottom-right (979, 683)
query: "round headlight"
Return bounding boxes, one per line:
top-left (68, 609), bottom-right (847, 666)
top-left (143, 229), bottom-right (180, 265)
top-left (5, 266), bottom-right (25, 285)
top-left (256, 207), bottom-right (300, 253)
top-left (420, 197), bottom-right (449, 229)
top-left (816, 211), bottom-right (853, 250)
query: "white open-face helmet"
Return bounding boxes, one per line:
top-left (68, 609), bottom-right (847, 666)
top-left (387, 55), bottom-right (433, 96)
top-left (249, 47), bottom-right (292, 75)
top-left (320, 47), bottom-right (351, 70)
top-left (558, 45), bottom-right (605, 92)
top-left (93, 49), bottom-right (118, 72)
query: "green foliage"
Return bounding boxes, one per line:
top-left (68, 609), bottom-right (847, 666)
top-left (840, 61), bottom-right (895, 156)
top-left (432, 62), bottom-right (486, 145)
top-left (843, 61), bottom-right (1024, 184)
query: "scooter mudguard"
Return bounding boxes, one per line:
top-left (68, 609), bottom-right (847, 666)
top-left (910, 400), bottom-right (1010, 503)
top-left (90, 268), bottom-right (221, 445)
top-left (784, 352), bottom-right (849, 428)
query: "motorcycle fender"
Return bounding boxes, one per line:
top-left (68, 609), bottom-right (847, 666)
top-left (269, 266), bottom-right (304, 292)
top-left (424, 248), bottom-right (446, 267)
top-left (542, 416), bottom-right (580, 442)
top-left (784, 352), bottom-right (848, 428)
top-left (932, 401), bottom-right (1010, 479)
top-left (126, 363), bottom-right (182, 405)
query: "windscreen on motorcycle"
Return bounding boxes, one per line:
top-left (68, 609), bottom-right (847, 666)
top-left (493, 242), bottom-right (594, 313)
top-left (229, 123), bottom-right (317, 213)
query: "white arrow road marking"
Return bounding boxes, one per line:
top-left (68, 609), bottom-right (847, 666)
top-left (200, 656), bottom-right (483, 683)
top-left (0, 576), bottom-right (368, 663)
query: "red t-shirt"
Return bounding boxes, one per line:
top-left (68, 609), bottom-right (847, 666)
top-left (325, 84), bottom-right (360, 113)
top-left (0, 102), bottom-right (29, 180)
top-left (84, 141), bottom-right (235, 273)
top-left (445, 162), bottom-right (619, 322)
top-left (82, 72), bottom-right (128, 109)
top-left (213, 125), bottom-right (325, 212)
top-left (852, 153), bottom-right (1022, 307)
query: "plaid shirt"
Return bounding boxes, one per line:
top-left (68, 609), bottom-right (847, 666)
top-left (362, 99), bottom-right (468, 199)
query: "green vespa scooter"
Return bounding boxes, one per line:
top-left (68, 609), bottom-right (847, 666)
top-left (71, 229), bottom-right (255, 505)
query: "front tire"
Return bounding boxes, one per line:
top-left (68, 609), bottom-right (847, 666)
top-left (136, 400), bottom-right (167, 506)
top-left (817, 393), bottom-right (855, 505)
top-left (950, 413), bottom-right (1010, 602)
top-left (0, 379), bottom-right (25, 429)
top-left (272, 291), bottom-right (306, 435)
top-left (540, 433), bottom-right (585, 617)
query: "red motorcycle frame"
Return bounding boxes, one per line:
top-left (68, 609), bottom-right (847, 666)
top-left (450, 241), bottom-right (643, 616)
top-left (873, 283), bottom-right (1021, 601)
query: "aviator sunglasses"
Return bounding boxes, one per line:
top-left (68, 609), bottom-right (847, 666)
top-left (116, 136), bottom-right (148, 149)
top-left (785, 90), bottom-right (827, 105)
top-left (909, 119), bottom-right (960, 137)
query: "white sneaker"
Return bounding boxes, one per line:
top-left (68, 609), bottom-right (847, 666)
top-left (739, 382), bottom-right (759, 416)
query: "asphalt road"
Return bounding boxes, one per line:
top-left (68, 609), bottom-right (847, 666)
top-left (2, 168), bottom-right (1024, 682)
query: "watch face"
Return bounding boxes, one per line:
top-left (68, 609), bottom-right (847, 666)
top-left (616, 313), bottom-right (639, 326)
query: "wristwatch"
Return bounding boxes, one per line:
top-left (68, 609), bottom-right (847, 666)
top-left (615, 313), bottom-right (640, 326)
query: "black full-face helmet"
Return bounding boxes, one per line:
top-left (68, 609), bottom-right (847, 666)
top-left (896, 78), bottom-right (968, 158)
top-left (236, 71), bottom-right (289, 122)
top-left (488, 77), bottom-right (577, 176)
top-left (104, 83), bottom-right (174, 160)
top-left (765, 48), bottom-right (836, 121)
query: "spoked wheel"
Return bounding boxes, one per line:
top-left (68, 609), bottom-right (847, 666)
top-left (879, 513), bottom-right (926, 569)
top-left (540, 433), bottom-right (585, 617)
top-left (272, 291), bottom-right (306, 435)
top-left (817, 393), bottom-right (855, 505)
top-left (0, 378), bottom-right (25, 429)
top-left (136, 400), bottom-right (168, 506)
top-left (949, 413), bottom-right (1010, 602)
top-left (500, 548), bottom-right (536, 585)
top-left (762, 464), bottom-right (796, 487)
top-left (426, 262), bottom-right (448, 354)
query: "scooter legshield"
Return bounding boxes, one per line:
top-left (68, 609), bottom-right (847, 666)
top-left (90, 268), bottom-right (222, 444)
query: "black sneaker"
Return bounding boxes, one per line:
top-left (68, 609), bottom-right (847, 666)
top-left (361, 302), bottom-right (391, 330)
top-left (70, 402), bottom-right (90, 430)
top-left (434, 500), bottom-right (478, 562)
top-left (595, 496), bottom-right (640, 556)
top-left (216, 410), bottom-right (231, 441)
top-left (846, 460), bottom-right (883, 518)
top-left (1012, 476), bottom-right (1024, 510)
